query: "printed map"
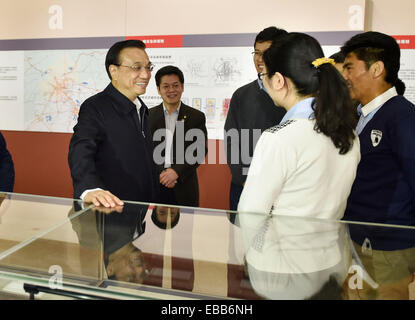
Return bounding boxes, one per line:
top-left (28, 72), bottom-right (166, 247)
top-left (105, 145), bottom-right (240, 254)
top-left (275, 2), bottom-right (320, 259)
top-left (24, 49), bottom-right (108, 132)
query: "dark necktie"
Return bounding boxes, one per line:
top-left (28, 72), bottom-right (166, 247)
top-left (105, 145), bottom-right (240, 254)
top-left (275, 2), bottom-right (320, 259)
top-left (138, 106), bottom-right (146, 138)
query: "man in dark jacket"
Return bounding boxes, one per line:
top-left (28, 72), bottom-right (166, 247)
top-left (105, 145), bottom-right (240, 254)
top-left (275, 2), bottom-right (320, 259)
top-left (224, 26), bottom-right (287, 211)
top-left (0, 131), bottom-right (15, 192)
top-left (68, 40), bottom-right (159, 207)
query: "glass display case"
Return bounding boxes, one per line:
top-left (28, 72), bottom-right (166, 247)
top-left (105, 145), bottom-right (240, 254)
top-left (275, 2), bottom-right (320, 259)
top-left (0, 192), bottom-right (414, 300)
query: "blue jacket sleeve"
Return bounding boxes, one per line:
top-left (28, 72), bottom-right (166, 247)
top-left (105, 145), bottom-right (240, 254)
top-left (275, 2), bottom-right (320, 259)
top-left (0, 132), bottom-right (15, 192)
top-left (395, 107), bottom-right (415, 195)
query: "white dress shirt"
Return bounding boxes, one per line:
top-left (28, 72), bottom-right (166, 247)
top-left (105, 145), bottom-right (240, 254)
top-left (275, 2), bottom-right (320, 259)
top-left (355, 86), bottom-right (397, 134)
top-left (163, 102), bottom-right (181, 168)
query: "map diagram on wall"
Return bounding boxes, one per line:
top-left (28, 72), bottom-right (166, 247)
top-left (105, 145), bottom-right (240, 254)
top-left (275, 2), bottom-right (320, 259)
top-left (12, 47), bottom-right (256, 139)
top-left (1, 39), bottom-right (414, 139)
top-left (24, 49), bottom-right (108, 132)
top-left (399, 49), bottom-right (415, 103)
top-left (212, 57), bottom-right (242, 83)
top-left (141, 47), bottom-right (255, 139)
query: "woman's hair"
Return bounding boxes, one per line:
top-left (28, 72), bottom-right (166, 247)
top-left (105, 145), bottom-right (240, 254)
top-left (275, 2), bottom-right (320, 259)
top-left (263, 32), bottom-right (357, 154)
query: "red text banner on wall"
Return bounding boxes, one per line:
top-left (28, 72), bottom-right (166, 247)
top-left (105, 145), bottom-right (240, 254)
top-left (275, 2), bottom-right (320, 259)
top-left (126, 35), bottom-right (183, 48)
top-left (393, 35), bottom-right (415, 49)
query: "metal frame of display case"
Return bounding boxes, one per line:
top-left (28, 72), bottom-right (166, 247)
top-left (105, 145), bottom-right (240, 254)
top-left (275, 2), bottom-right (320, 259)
top-left (1, 192), bottom-right (415, 300)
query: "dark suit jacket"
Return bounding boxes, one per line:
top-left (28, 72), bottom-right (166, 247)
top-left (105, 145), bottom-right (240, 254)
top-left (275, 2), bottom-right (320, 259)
top-left (148, 103), bottom-right (207, 207)
top-left (68, 83), bottom-right (159, 203)
top-left (224, 80), bottom-right (286, 186)
top-left (70, 202), bottom-right (148, 255)
top-left (0, 131), bottom-right (14, 192)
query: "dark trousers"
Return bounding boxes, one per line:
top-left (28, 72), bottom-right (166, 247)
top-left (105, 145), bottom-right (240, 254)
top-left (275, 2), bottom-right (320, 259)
top-left (227, 183), bottom-right (244, 225)
top-left (159, 184), bottom-right (177, 206)
top-left (229, 182), bottom-right (244, 211)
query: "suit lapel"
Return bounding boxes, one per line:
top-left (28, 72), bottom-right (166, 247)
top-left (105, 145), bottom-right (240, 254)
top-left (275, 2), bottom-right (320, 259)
top-left (152, 104), bottom-right (167, 172)
top-left (177, 104), bottom-right (187, 121)
top-left (172, 103), bottom-right (187, 164)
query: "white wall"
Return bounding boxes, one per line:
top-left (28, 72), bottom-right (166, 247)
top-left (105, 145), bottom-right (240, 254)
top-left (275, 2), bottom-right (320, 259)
top-left (368, 0), bottom-right (415, 34)
top-left (0, 0), bottom-right (366, 39)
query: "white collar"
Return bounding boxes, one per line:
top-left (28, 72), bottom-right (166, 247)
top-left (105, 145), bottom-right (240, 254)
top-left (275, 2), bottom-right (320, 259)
top-left (133, 98), bottom-right (142, 110)
top-left (360, 87), bottom-right (397, 117)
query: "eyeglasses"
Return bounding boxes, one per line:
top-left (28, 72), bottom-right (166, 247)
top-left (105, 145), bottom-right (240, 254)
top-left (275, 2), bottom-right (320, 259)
top-left (251, 51), bottom-right (265, 57)
top-left (259, 72), bottom-right (268, 80)
top-left (115, 63), bottom-right (154, 72)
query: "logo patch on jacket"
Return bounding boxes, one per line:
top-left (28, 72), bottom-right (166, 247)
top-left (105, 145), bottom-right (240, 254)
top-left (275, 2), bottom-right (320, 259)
top-left (370, 130), bottom-right (382, 147)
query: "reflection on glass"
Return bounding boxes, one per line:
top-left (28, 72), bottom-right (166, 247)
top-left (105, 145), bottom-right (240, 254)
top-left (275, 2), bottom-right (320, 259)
top-left (344, 223), bottom-right (415, 300)
top-left (238, 213), bottom-right (350, 300)
top-left (71, 204), bottom-right (182, 286)
top-left (152, 206), bottom-right (181, 230)
top-left (71, 202), bottom-right (149, 284)
top-left (1, 193), bottom-right (415, 300)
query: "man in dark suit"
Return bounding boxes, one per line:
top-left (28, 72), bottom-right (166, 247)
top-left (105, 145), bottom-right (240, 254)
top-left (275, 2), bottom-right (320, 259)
top-left (0, 131), bottom-right (14, 192)
top-left (148, 66), bottom-right (207, 207)
top-left (224, 26), bottom-right (287, 211)
top-left (68, 40), bottom-right (159, 208)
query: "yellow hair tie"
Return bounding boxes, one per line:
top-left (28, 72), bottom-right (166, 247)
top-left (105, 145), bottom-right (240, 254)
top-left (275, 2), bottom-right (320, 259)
top-left (312, 57), bottom-right (335, 68)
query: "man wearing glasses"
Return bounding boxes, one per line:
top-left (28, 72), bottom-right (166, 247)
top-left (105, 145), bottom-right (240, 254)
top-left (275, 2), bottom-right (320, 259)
top-left (68, 40), bottom-right (159, 208)
top-left (224, 27), bottom-right (287, 212)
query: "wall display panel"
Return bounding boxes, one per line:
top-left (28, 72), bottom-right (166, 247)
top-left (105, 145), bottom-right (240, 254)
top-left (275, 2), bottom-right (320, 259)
top-left (4, 0), bottom-right (402, 209)
top-left (0, 51), bottom-right (24, 130)
top-left (394, 36), bottom-right (415, 103)
top-left (0, 31), bottom-right (361, 139)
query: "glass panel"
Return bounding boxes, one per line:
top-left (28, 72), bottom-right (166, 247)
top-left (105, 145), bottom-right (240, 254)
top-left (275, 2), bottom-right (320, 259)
top-left (0, 201), bottom-right (103, 287)
top-left (1, 195), bottom-right (415, 300)
top-left (0, 193), bottom-right (90, 259)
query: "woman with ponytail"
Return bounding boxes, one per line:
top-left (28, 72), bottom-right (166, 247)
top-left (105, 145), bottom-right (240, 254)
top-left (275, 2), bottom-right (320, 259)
top-left (238, 32), bottom-right (360, 219)
top-left (236, 33), bottom-right (361, 299)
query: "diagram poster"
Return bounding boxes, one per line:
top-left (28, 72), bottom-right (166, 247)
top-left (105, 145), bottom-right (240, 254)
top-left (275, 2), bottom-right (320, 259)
top-left (394, 36), bottom-right (415, 104)
top-left (0, 51), bottom-right (24, 130)
top-left (6, 31), bottom-right (410, 140)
